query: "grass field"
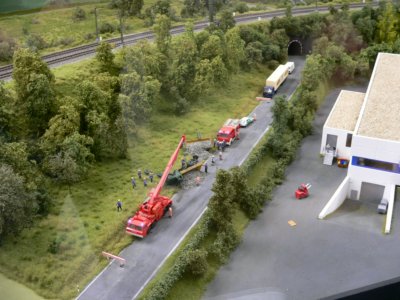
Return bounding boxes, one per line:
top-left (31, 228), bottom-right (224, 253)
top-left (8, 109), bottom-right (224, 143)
top-left (0, 0), bottom-right (185, 57)
top-left (0, 55), bottom-right (267, 299)
top-left (0, 0), bottom-right (108, 14)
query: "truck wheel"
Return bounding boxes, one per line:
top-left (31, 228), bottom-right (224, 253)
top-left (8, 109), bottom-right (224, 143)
top-left (163, 204), bottom-right (172, 216)
top-left (150, 222), bottom-right (157, 230)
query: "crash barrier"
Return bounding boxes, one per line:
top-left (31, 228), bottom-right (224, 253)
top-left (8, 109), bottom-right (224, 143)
top-left (185, 137), bottom-right (212, 145)
top-left (256, 97), bottom-right (272, 101)
top-left (102, 251), bottom-right (126, 267)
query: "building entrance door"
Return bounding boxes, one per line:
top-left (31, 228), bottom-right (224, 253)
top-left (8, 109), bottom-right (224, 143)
top-left (359, 182), bottom-right (385, 205)
top-left (326, 134), bottom-right (338, 149)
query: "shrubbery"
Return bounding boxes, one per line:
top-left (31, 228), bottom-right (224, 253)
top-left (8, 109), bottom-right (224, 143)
top-left (99, 22), bottom-right (116, 34)
top-left (72, 7), bottom-right (86, 21)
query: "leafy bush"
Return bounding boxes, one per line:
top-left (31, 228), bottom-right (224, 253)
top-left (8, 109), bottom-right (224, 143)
top-left (145, 212), bottom-right (211, 299)
top-left (73, 7), bottom-right (86, 21)
top-left (185, 249), bottom-right (208, 276)
top-left (209, 223), bottom-right (240, 263)
top-left (57, 37), bottom-right (75, 46)
top-left (48, 238), bottom-right (61, 254)
top-left (234, 2), bottom-right (249, 13)
top-left (26, 34), bottom-right (48, 51)
top-left (0, 34), bottom-right (17, 61)
top-left (99, 22), bottom-right (115, 34)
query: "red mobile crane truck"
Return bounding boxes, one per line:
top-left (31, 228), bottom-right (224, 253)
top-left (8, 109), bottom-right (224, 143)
top-left (217, 119), bottom-right (240, 147)
top-left (125, 135), bottom-right (186, 238)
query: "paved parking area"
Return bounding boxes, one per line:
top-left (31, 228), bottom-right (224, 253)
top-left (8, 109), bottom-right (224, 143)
top-left (204, 84), bottom-right (400, 300)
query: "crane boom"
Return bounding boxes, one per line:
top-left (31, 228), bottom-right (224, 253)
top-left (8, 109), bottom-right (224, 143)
top-left (126, 135), bottom-right (186, 238)
top-left (149, 135), bottom-right (186, 204)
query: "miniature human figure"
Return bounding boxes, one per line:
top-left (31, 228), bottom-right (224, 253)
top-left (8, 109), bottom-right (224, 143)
top-left (211, 155), bottom-right (215, 165)
top-left (253, 113), bottom-right (257, 121)
top-left (137, 169), bottom-right (142, 179)
top-left (131, 177), bottom-right (136, 189)
top-left (181, 158), bottom-right (187, 169)
top-left (195, 176), bottom-right (201, 186)
top-left (149, 173), bottom-right (154, 183)
top-left (168, 207), bottom-right (173, 218)
top-left (219, 151), bottom-right (223, 160)
top-left (116, 199), bottom-right (122, 211)
top-left (213, 138), bottom-right (217, 148)
top-left (143, 178), bottom-right (147, 187)
top-left (196, 129), bottom-right (201, 139)
top-left (204, 162), bottom-right (208, 174)
top-left (222, 140), bottom-right (226, 152)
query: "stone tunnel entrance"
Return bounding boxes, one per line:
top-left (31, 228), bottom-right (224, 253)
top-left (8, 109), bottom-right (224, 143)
top-left (288, 40), bottom-right (303, 55)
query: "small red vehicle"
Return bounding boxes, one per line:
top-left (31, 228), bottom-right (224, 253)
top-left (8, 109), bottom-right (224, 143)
top-left (295, 183), bottom-right (311, 199)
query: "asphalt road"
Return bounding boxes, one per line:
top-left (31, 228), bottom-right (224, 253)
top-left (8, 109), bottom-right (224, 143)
top-left (204, 83), bottom-right (400, 300)
top-left (77, 57), bottom-right (305, 300)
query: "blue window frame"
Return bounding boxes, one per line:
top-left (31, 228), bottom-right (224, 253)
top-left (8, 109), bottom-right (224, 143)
top-left (352, 156), bottom-right (400, 174)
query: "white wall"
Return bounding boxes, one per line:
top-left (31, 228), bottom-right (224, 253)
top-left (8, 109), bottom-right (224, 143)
top-left (320, 126), bottom-right (353, 159)
top-left (351, 135), bottom-right (400, 163)
top-left (348, 135), bottom-right (400, 200)
top-left (385, 185), bottom-right (396, 234)
top-left (319, 176), bottom-right (350, 219)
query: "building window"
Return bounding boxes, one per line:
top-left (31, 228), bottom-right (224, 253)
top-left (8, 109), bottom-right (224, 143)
top-left (352, 156), bottom-right (400, 173)
top-left (346, 133), bottom-right (353, 147)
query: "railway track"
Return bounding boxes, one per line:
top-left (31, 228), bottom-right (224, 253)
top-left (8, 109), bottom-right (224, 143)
top-left (0, 3), bottom-right (371, 81)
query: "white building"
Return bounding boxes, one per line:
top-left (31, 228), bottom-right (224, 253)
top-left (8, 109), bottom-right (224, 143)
top-left (319, 53), bottom-right (400, 234)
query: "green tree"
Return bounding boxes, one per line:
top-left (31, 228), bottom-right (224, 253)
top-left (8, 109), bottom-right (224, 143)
top-left (41, 101), bottom-right (81, 153)
top-left (13, 48), bottom-right (56, 136)
top-left (230, 167), bottom-right (262, 218)
top-left (119, 72), bottom-right (160, 129)
top-left (153, 14), bottom-right (171, 55)
top-left (185, 249), bottom-right (208, 276)
top-left (0, 142), bottom-right (50, 216)
top-left (200, 34), bottom-right (224, 60)
top-left (193, 59), bottom-right (213, 95)
top-left (210, 222), bottom-right (240, 263)
top-left (377, 2), bottom-right (398, 44)
top-left (209, 169), bottom-right (234, 230)
top-left (169, 31), bottom-right (199, 98)
top-left (181, 0), bottom-right (201, 17)
top-left (111, 0), bottom-right (144, 16)
top-left (225, 27), bottom-right (245, 73)
top-left (121, 40), bottom-right (166, 79)
top-left (0, 164), bottom-right (34, 237)
top-left (76, 80), bottom-right (109, 132)
top-left (26, 73), bottom-right (56, 134)
top-left (0, 82), bottom-right (13, 138)
top-left (243, 41), bottom-right (263, 69)
top-left (210, 56), bottom-right (228, 84)
top-left (219, 10), bottom-right (235, 32)
top-left (72, 7), bottom-right (86, 20)
top-left (96, 42), bottom-right (115, 72)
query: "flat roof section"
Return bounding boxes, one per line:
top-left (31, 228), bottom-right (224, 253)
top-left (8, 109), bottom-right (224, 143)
top-left (325, 90), bottom-right (365, 131)
top-left (357, 53), bottom-right (400, 141)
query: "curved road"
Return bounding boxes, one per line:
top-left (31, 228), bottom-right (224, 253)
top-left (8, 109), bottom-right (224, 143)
top-left (0, 3), bottom-right (371, 81)
top-left (77, 56), bottom-right (306, 300)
